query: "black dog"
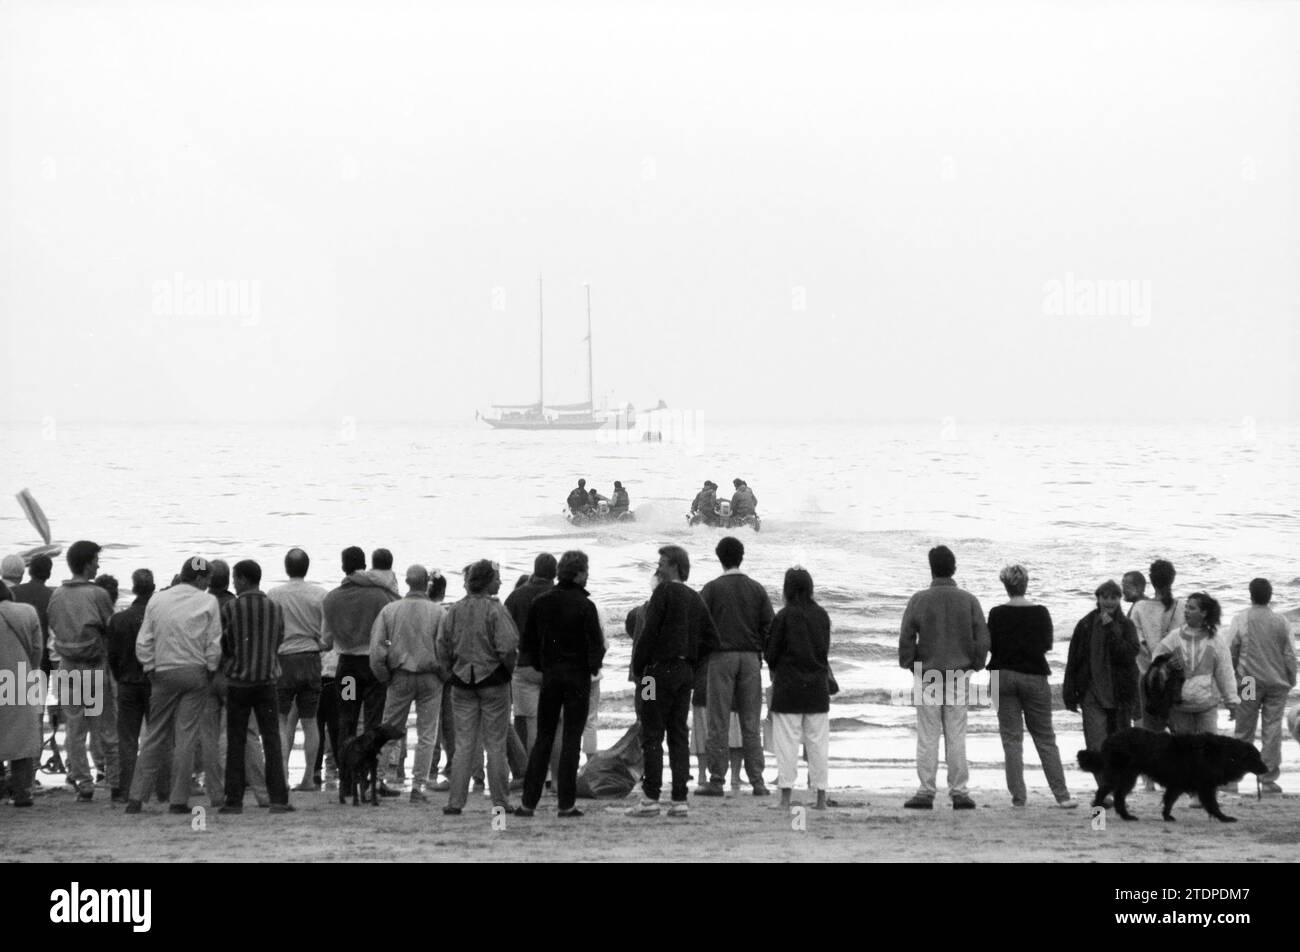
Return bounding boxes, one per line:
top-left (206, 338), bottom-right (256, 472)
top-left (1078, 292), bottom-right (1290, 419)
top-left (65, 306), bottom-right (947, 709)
top-left (1078, 728), bottom-right (1268, 823)
top-left (338, 724), bottom-right (405, 806)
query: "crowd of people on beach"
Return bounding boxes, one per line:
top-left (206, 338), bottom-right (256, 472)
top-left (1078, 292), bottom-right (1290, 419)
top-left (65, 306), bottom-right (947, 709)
top-left (0, 540), bottom-right (1296, 817)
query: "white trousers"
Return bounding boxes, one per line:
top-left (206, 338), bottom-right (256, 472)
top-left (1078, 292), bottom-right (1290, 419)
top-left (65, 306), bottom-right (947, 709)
top-left (771, 711), bottom-right (830, 791)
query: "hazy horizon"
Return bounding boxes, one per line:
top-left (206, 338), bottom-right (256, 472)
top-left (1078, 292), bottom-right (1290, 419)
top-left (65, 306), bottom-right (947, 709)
top-left (3, 1), bottom-right (1297, 426)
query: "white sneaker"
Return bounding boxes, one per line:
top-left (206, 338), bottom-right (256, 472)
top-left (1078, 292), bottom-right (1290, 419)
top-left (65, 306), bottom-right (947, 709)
top-left (667, 802), bottom-right (689, 817)
top-left (1055, 797), bottom-right (1080, 809)
top-left (625, 799), bottom-right (661, 817)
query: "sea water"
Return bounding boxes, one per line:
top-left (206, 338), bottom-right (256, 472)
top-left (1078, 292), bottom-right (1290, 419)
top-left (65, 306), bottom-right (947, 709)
top-left (3, 418), bottom-right (1297, 792)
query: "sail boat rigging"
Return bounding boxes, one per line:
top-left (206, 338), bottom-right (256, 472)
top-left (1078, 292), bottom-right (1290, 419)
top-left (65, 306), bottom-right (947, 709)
top-left (482, 279), bottom-right (607, 430)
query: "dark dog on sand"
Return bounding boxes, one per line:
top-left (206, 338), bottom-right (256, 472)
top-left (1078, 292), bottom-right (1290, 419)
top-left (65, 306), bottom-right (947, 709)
top-left (339, 724), bottom-right (405, 806)
top-left (1078, 728), bottom-right (1268, 823)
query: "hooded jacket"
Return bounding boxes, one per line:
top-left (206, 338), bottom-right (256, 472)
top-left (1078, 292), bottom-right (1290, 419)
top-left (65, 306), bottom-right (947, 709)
top-left (1155, 626), bottom-right (1239, 713)
top-left (322, 572), bottom-right (400, 656)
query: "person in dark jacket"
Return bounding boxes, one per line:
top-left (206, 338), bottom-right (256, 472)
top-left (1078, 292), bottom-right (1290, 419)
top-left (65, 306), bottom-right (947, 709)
top-left (730, 479), bottom-right (758, 518)
top-left (764, 567), bottom-right (831, 810)
top-left (107, 569), bottom-right (172, 803)
top-left (987, 564), bottom-right (1076, 808)
top-left (506, 553), bottom-right (556, 755)
top-left (566, 479), bottom-right (589, 514)
top-left (515, 551), bottom-right (606, 817)
top-left (1063, 579), bottom-right (1141, 751)
top-left (696, 536), bottom-right (774, 797)
top-left (627, 545), bottom-right (719, 817)
top-left (689, 481), bottom-right (719, 525)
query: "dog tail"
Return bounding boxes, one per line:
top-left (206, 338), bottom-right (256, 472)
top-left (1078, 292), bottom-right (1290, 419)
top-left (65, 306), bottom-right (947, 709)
top-left (1077, 750), bottom-right (1103, 773)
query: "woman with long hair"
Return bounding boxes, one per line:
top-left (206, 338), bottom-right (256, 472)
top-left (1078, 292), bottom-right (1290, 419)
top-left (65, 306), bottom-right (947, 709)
top-left (764, 567), bottom-right (832, 810)
top-left (1153, 592), bottom-right (1239, 734)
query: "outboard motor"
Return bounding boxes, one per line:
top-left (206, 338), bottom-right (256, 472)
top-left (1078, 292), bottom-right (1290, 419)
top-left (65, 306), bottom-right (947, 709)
top-left (598, 500), bottom-right (610, 516)
top-left (717, 500), bottom-right (732, 518)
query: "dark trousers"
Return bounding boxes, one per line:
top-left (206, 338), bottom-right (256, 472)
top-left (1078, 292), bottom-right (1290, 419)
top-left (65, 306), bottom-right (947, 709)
top-left (225, 682), bottom-right (289, 806)
top-left (117, 679), bottom-right (173, 802)
top-left (639, 659), bottom-right (694, 802)
top-left (522, 667), bottom-right (590, 810)
top-left (313, 675), bottom-right (340, 779)
top-left (336, 655), bottom-right (387, 789)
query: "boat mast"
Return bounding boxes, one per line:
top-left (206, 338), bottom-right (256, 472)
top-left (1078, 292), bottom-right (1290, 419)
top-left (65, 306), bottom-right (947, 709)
top-left (584, 283), bottom-right (593, 410)
top-left (538, 275), bottom-right (544, 411)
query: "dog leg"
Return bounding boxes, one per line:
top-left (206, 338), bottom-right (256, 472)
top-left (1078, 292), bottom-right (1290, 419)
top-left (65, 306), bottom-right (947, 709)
top-left (1161, 787), bottom-right (1181, 822)
top-left (1198, 785), bottom-right (1235, 823)
top-left (1114, 773), bottom-right (1138, 821)
top-left (1092, 783), bottom-right (1112, 809)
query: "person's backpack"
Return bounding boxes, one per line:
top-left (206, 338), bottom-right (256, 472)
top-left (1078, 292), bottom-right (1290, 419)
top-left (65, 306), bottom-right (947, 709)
top-left (1142, 654), bottom-right (1184, 717)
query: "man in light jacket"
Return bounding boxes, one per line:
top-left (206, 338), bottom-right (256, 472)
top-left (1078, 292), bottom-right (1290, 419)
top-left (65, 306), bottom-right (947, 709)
top-left (899, 545), bottom-right (990, 810)
top-left (125, 556), bottom-right (223, 814)
top-left (1228, 578), bottom-right (1297, 794)
top-left (47, 540), bottom-right (117, 801)
top-left (371, 564), bottom-right (446, 803)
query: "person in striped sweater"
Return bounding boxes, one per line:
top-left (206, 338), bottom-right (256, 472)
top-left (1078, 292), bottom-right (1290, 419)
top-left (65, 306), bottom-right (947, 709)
top-left (218, 560), bottom-right (292, 813)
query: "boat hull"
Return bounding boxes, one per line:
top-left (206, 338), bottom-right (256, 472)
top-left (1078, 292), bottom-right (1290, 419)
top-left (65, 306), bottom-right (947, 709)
top-left (484, 418), bottom-right (607, 431)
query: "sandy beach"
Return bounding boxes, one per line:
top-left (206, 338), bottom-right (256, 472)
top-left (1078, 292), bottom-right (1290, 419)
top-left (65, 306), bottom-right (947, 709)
top-left (6, 783), bottom-right (1297, 863)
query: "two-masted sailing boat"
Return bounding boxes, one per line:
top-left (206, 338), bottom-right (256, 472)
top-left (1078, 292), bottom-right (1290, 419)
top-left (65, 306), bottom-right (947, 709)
top-left (481, 279), bottom-right (607, 430)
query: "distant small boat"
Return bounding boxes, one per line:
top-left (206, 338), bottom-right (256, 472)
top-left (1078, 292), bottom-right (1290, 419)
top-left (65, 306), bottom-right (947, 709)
top-left (482, 279), bottom-right (607, 431)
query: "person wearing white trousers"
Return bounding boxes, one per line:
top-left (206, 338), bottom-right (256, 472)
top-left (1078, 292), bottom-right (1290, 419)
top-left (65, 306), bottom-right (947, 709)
top-left (763, 567), bottom-right (832, 810)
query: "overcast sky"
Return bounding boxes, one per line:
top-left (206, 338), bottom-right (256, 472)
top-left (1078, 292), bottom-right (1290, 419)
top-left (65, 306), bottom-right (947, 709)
top-left (2, 0), bottom-right (1296, 424)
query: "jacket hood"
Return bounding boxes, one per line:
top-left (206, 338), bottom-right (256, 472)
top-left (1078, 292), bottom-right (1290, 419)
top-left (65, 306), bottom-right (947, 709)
top-left (342, 572), bottom-right (389, 589)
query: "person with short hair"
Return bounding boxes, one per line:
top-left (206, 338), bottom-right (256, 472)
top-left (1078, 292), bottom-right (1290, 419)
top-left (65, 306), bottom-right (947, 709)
top-left (1154, 592), bottom-right (1239, 735)
top-left (269, 548), bottom-right (327, 790)
top-left (47, 540), bottom-right (117, 801)
top-left (1064, 580), bottom-right (1141, 751)
top-left (1121, 571), bottom-right (1147, 617)
top-left (988, 564), bottom-right (1076, 808)
top-left (369, 548), bottom-right (400, 595)
top-left (12, 553), bottom-right (57, 772)
top-left (323, 546), bottom-right (401, 796)
top-left (107, 569), bottom-right (172, 803)
top-left (0, 555), bottom-right (24, 587)
top-left (898, 545), bottom-right (990, 810)
top-left (208, 560), bottom-right (235, 611)
top-left (696, 536), bottom-right (774, 797)
top-left (0, 581), bottom-right (43, 806)
top-left (515, 551), bottom-right (606, 817)
top-left (1227, 578), bottom-right (1297, 794)
top-left (11, 553), bottom-right (54, 675)
top-left (610, 481), bottom-right (630, 518)
top-left (628, 545), bottom-right (719, 817)
top-left (436, 560), bottom-right (520, 815)
top-left (505, 553), bottom-right (557, 757)
top-left (126, 556), bottom-right (224, 814)
top-left (371, 564), bottom-right (446, 803)
top-left (217, 560), bottom-right (291, 813)
top-left (566, 479), bottom-right (589, 515)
